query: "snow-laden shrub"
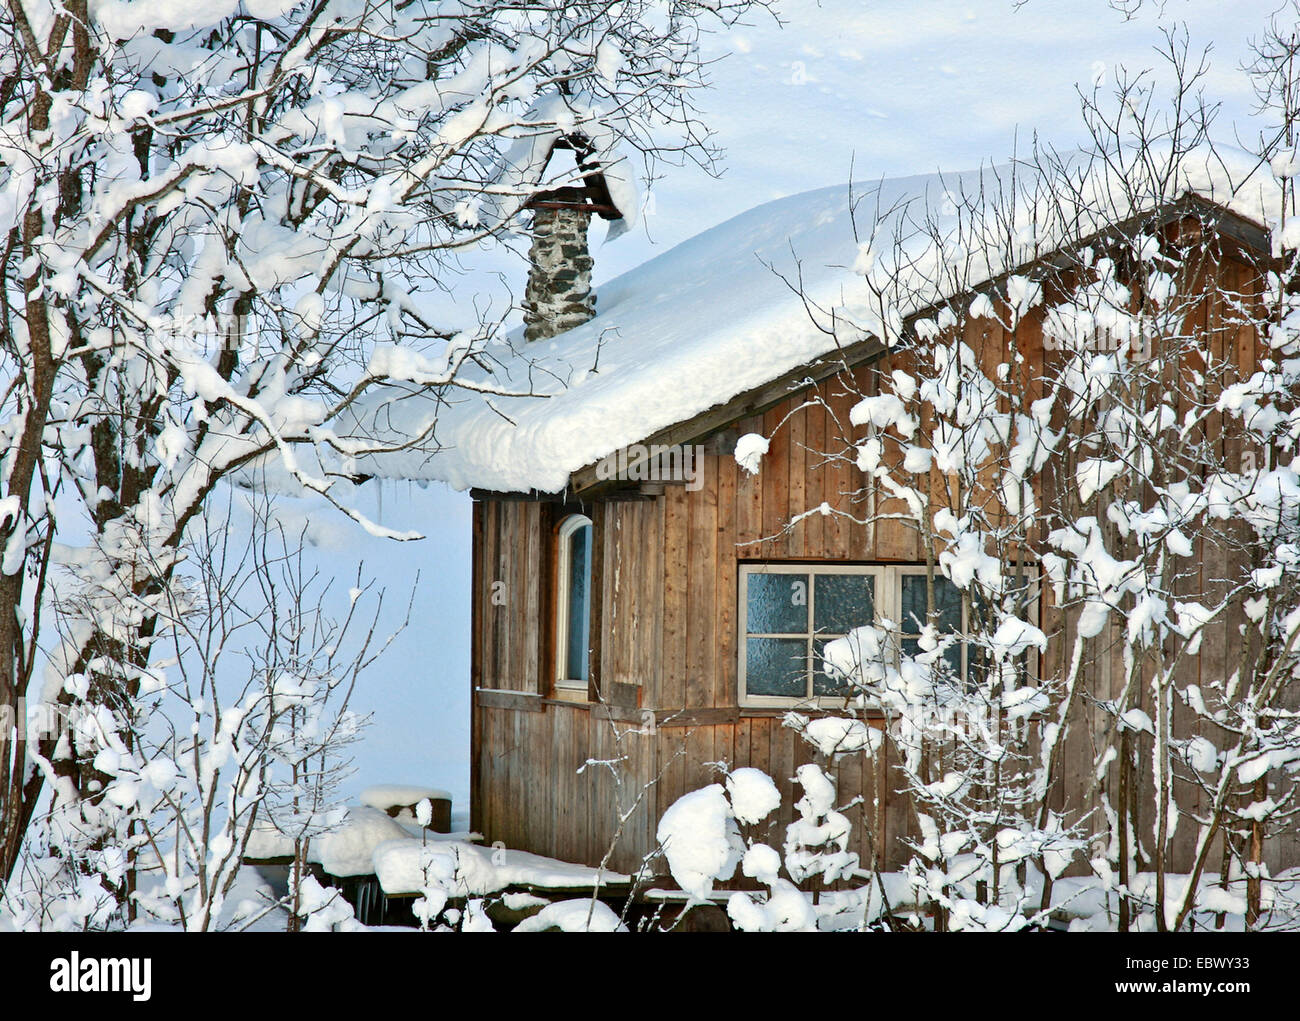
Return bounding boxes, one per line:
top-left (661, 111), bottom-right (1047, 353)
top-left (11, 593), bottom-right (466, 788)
top-left (514, 899), bottom-right (627, 932)
top-left (655, 785), bottom-right (744, 901)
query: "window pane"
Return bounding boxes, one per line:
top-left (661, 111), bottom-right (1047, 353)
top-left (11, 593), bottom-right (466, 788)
top-left (814, 572), bottom-right (875, 634)
top-left (745, 638), bottom-right (807, 696)
top-left (746, 572), bottom-right (809, 634)
top-left (900, 573), bottom-right (963, 679)
top-left (899, 573), bottom-right (962, 635)
top-left (812, 638), bottom-right (854, 697)
top-left (565, 523), bottom-right (592, 681)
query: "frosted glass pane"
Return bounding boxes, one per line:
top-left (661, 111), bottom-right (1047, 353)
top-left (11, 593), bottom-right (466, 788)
top-left (746, 572), bottom-right (809, 634)
top-left (746, 638), bottom-right (807, 696)
top-left (814, 573), bottom-right (875, 634)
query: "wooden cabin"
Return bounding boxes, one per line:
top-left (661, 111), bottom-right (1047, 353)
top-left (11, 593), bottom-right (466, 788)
top-left (361, 163), bottom-right (1300, 888)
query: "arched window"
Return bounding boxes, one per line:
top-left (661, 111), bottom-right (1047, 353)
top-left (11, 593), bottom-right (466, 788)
top-left (555, 514), bottom-right (593, 692)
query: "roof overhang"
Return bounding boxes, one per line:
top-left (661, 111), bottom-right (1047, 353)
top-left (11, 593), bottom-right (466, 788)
top-left (562, 191), bottom-right (1274, 499)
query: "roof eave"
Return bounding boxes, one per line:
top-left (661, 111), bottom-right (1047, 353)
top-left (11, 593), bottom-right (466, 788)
top-left (562, 192), bottom-right (1274, 500)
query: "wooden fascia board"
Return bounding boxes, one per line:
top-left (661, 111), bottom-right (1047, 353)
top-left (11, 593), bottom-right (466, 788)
top-left (567, 333), bottom-right (887, 498)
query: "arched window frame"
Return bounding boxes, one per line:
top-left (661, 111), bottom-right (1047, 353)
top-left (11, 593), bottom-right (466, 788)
top-left (554, 513), bottom-right (594, 695)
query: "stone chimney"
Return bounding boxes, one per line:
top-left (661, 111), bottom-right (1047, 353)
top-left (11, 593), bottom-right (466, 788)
top-left (523, 186), bottom-right (596, 343)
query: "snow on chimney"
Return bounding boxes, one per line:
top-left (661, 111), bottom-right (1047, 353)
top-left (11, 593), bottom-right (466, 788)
top-left (521, 132), bottom-right (629, 343)
top-left (523, 185), bottom-right (596, 343)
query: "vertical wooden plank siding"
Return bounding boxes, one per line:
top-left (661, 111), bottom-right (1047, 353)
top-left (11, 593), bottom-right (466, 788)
top-left (468, 246), bottom-right (1296, 881)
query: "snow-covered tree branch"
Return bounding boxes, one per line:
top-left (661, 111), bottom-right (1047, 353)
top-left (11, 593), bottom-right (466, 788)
top-left (0, 0), bottom-right (767, 909)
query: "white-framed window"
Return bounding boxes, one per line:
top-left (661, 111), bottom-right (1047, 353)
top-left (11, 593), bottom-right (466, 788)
top-left (555, 513), bottom-right (593, 694)
top-left (737, 563), bottom-right (1021, 708)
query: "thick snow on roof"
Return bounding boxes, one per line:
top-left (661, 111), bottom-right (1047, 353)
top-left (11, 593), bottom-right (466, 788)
top-left (356, 177), bottom-right (879, 493)
top-left (354, 147), bottom-right (1277, 494)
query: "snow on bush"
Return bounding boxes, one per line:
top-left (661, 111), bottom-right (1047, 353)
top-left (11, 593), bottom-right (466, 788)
top-left (784, 765), bottom-right (859, 886)
top-left (718, 768), bottom-right (861, 932)
top-left (514, 899), bottom-right (627, 932)
top-left (727, 878), bottom-right (819, 932)
top-left (655, 785), bottom-right (744, 901)
top-left (733, 433), bottom-right (770, 475)
top-left (725, 767), bottom-right (782, 825)
top-left (655, 766), bottom-right (787, 905)
top-left (785, 713), bottom-right (882, 759)
top-left (297, 876), bottom-right (364, 933)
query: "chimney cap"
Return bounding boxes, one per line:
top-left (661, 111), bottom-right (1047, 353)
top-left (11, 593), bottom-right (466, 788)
top-left (526, 134), bottom-right (625, 222)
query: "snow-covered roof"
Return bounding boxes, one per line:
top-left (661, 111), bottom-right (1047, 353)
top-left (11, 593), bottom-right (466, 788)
top-left (352, 147), bottom-right (1278, 494)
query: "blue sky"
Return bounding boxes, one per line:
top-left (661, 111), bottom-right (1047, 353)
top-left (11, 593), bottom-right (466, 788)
top-left (599, 0), bottom-right (1282, 280)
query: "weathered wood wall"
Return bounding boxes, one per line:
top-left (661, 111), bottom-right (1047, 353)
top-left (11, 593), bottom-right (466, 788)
top-left (469, 243), bottom-right (1300, 885)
